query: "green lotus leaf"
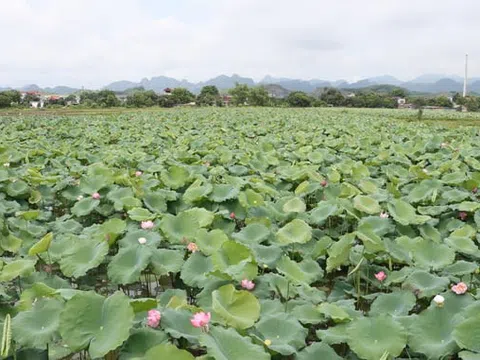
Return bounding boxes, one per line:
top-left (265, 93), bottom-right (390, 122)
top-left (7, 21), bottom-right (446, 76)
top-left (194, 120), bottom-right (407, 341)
top-left (453, 315), bottom-right (480, 353)
top-left (442, 189), bottom-right (470, 203)
top-left (255, 314), bottom-right (307, 355)
top-left (459, 351), bottom-right (480, 360)
top-left (28, 232), bottom-right (53, 256)
top-left (160, 212), bottom-right (200, 243)
top-left (355, 227), bottom-right (385, 253)
top-left (118, 229), bottom-right (162, 248)
top-left (326, 233), bottom-right (355, 272)
top-left (16, 282), bottom-right (58, 311)
top-left (369, 291), bottom-right (416, 317)
top-left (209, 184), bottom-right (240, 203)
top-left (282, 197), bottom-right (306, 213)
top-left (144, 343), bottom-right (194, 360)
top-left (129, 298), bottom-right (157, 313)
top-left (183, 180), bottom-right (213, 204)
top-left (16, 210), bottom-right (40, 220)
top-left (212, 284), bottom-right (260, 330)
top-left (238, 189), bottom-right (264, 208)
top-left (353, 195), bottom-right (381, 214)
top-left (181, 252), bottom-right (213, 287)
top-left (0, 233), bottom-right (22, 253)
top-left (12, 298), bottom-right (64, 348)
top-left (412, 238), bottom-right (455, 270)
top-left (7, 180), bottom-right (30, 197)
top-left (443, 261), bottom-right (479, 276)
top-left (199, 326), bottom-right (270, 360)
top-left (160, 308), bottom-right (203, 343)
top-left (107, 246), bottom-right (151, 284)
top-left (232, 223), bottom-right (270, 245)
top-left (127, 207), bottom-right (154, 221)
top-left (296, 342), bottom-right (342, 360)
top-left (275, 219), bottom-right (312, 246)
top-left (196, 229), bottom-right (229, 256)
top-left (120, 328), bottom-right (168, 360)
top-left (318, 303), bottom-right (351, 323)
top-left (455, 201), bottom-right (480, 212)
top-left (402, 270), bottom-right (450, 298)
top-left (59, 291), bottom-right (134, 359)
top-left (183, 207), bottom-right (214, 228)
top-left (442, 171), bottom-right (467, 185)
top-left (54, 219), bottom-right (83, 234)
top-left (161, 165), bottom-right (190, 189)
top-left (0, 259), bottom-right (36, 282)
top-left (79, 171), bottom-right (113, 193)
top-left (347, 316), bottom-right (407, 360)
top-left (150, 249), bottom-right (184, 276)
top-left (211, 240), bottom-right (257, 281)
top-left (57, 238), bottom-right (107, 277)
top-left (276, 256), bottom-right (323, 285)
top-left (0, 169), bottom-right (8, 182)
top-left (290, 303), bottom-right (325, 325)
top-left (309, 201), bottom-right (339, 224)
top-left (316, 323), bottom-right (349, 345)
top-left (143, 192), bottom-right (168, 213)
top-left (71, 198), bottom-right (100, 217)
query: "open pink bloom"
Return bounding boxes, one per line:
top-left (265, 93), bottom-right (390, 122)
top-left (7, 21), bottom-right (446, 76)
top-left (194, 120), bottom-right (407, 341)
top-left (147, 309), bottom-right (161, 328)
top-left (190, 312), bottom-right (211, 329)
top-left (141, 220), bottom-right (154, 230)
top-left (380, 212), bottom-right (389, 219)
top-left (187, 242), bottom-right (198, 253)
top-left (375, 271), bottom-right (387, 282)
top-left (229, 212), bottom-right (236, 220)
top-left (452, 282), bottom-right (468, 295)
top-left (135, 171), bottom-right (143, 177)
top-left (459, 212), bottom-right (468, 221)
top-left (241, 279), bottom-right (255, 290)
top-left (92, 192), bottom-right (101, 200)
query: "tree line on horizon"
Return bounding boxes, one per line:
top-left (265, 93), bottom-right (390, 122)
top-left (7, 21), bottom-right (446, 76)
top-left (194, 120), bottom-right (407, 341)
top-left (1, 84), bottom-right (480, 111)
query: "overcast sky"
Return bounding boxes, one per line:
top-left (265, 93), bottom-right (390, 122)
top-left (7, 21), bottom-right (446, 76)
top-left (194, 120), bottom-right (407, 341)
top-left (1, 0), bottom-right (478, 88)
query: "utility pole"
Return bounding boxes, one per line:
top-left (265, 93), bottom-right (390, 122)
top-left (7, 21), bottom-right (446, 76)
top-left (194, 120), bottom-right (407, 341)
top-left (463, 53), bottom-right (468, 97)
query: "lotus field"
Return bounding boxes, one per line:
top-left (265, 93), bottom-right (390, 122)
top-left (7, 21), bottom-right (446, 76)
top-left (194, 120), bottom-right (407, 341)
top-left (1, 108), bottom-right (480, 360)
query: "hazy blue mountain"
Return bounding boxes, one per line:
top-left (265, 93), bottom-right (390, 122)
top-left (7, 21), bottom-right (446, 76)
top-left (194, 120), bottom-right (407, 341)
top-left (263, 84), bottom-right (290, 98)
top-left (105, 80), bottom-right (140, 92)
top-left (44, 86), bottom-right (80, 95)
top-left (197, 74), bottom-right (255, 91)
top-left (19, 84), bottom-right (42, 92)
top-left (342, 79), bottom-right (376, 89)
top-left (367, 75), bottom-right (402, 86)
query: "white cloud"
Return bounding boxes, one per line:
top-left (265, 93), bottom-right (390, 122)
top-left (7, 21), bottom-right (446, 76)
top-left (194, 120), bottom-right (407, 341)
top-left (1, 0), bottom-right (479, 88)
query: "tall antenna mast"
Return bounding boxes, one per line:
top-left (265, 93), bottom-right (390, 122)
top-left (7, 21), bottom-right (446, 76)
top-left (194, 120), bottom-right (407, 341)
top-left (463, 53), bottom-right (468, 97)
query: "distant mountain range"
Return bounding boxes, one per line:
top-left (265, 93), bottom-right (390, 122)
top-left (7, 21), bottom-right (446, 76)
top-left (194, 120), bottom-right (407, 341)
top-left (3, 73), bottom-right (480, 95)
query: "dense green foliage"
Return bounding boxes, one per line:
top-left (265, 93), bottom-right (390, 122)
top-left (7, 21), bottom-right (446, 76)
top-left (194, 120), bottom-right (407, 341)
top-left (0, 108), bottom-right (479, 359)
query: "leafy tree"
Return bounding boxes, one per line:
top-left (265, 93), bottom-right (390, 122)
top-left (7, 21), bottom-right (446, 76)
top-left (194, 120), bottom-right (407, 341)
top-left (126, 90), bottom-right (158, 107)
top-left (229, 83), bottom-right (250, 106)
top-left (320, 88), bottom-right (345, 107)
top-left (0, 90), bottom-right (21, 108)
top-left (410, 97), bottom-right (427, 109)
top-left (79, 90), bottom-right (120, 107)
top-left (170, 88), bottom-right (195, 105)
top-left (158, 95), bottom-right (176, 108)
top-left (197, 86), bottom-right (220, 106)
top-left (390, 88), bottom-right (407, 98)
top-left (286, 91), bottom-right (313, 107)
top-left (249, 87), bottom-right (270, 106)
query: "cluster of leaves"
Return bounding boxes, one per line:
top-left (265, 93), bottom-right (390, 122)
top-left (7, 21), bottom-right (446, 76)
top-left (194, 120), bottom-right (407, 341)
top-left (0, 108), bottom-right (480, 360)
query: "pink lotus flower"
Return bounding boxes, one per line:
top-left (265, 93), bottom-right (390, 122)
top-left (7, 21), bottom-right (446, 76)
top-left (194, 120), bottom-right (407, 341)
top-left (241, 279), bottom-right (255, 290)
top-left (141, 220), bottom-right (154, 230)
top-left (459, 212), bottom-right (468, 221)
top-left (187, 242), bottom-right (198, 253)
top-left (451, 282), bottom-right (468, 295)
top-left (380, 212), bottom-right (389, 219)
top-left (92, 192), bottom-right (101, 200)
top-left (190, 312), bottom-right (211, 330)
top-left (147, 309), bottom-right (161, 328)
top-left (375, 271), bottom-right (387, 282)
top-left (320, 180), bottom-right (328, 187)
top-left (229, 212), bottom-right (236, 220)
top-left (135, 171), bottom-right (143, 177)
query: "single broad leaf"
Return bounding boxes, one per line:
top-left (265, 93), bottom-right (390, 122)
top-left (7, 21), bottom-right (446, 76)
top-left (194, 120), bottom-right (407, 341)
top-left (181, 252), bottom-right (213, 287)
top-left (369, 291), bottom-right (416, 317)
top-left (160, 212), bottom-right (200, 244)
top-left (59, 291), bottom-right (134, 359)
top-left (211, 241), bottom-right (257, 281)
top-left (12, 298), bottom-right (64, 348)
top-left (160, 308), bottom-right (203, 343)
top-left (28, 232), bottom-right (53, 256)
top-left (0, 233), bottom-right (22, 253)
top-left (212, 284), bottom-right (260, 330)
top-left (353, 195), bottom-right (381, 215)
top-left (275, 219), bottom-right (312, 246)
top-left (255, 314), bottom-right (307, 355)
top-left (326, 234), bottom-right (355, 273)
top-left (71, 198), bottom-right (100, 217)
top-left (144, 343), bottom-right (194, 360)
top-left (0, 259), bottom-right (36, 282)
top-left (196, 229), bottom-right (229, 256)
top-left (347, 316), bottom-right (407, 360)
top-left (183, 180), bottom-right (213, 204)
top-left (412, 238), bottom-right (455, 270)
top-left (318, 303), bottom-right (351, 323)
top-left (309, 201), bottom-right (338, 225)
top-left (150, 249), bottom-right (184, 276)
top-left (59, 240), bottom-right (108, 278)
top-left (388, 199), bottom-right (416, 226)
top-left (209, 184), bottom-right (240, 203)
top-left (232, 223), bottom-right (270, 245)
top-left (453, 315), bottom-right (480, 353)
top-left (129, 298), bottom-right (158, 313)
top-left (276, 256), bottom-right (323, 285)
top-left (283, 197), bottom-right (306, 213)
top-left (160, 165), bottom-right (190, 190)
top-left (402, 270), bottom-right (450, 298)
top-left (459, 351), bottom-right (480, 360)
top-left (296, 342), bottom-right (342, 360)
top-left (316, 323), bottom-right (349, 345)
top-left (119, 328), bottom-right (168, 360)
top-left (107, 246), bottom-right (152, 285)
top-left (199, 326), bottom-right (270, 360)
top-left (127, 207), bottom-right (154, 221)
